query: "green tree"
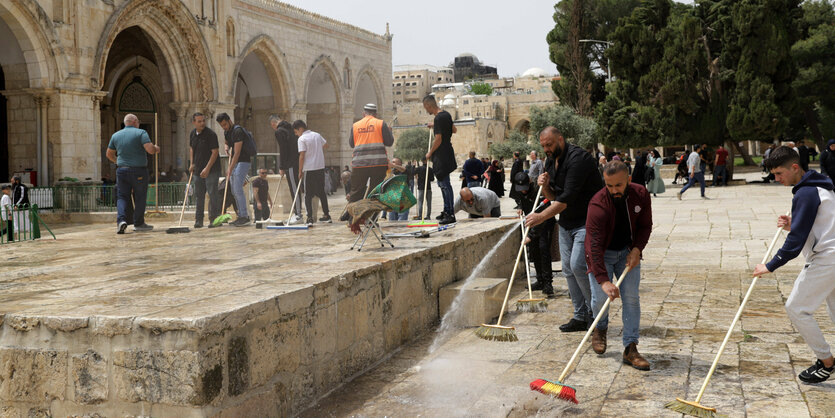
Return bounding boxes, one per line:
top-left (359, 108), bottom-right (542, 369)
top-left (529, 104), bottom-right (598, 148)
top-left (489, 130), bottom-right (542, 160)
top-left (394, 128), bottom-right (430, 162)
top-left (469, 82), bottom-right (493, 95)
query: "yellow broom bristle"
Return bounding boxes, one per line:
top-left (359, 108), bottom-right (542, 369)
top-left (516, 299), bottom-right (548, 313)
top-left (474, 324), bottom-right (518, 342)
top-left (529, 379), bottom-right (578, 404)
top-left (664, 398), bottom-right (717, 418)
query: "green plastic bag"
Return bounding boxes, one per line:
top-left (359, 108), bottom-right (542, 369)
top-left (368, 174), bottom-right (417, 212)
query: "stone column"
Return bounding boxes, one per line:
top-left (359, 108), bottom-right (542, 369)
top-left (46, 89), bottom-right (107, 184)
top-left (169, 102), bottom-right (191, 170)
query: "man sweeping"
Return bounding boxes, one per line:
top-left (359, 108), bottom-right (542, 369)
top-left (513, 171), bottom-right (556, 297)
top-left (753, 146), bottom-right (835, 384)
top-left (585, 161), bottom-right (652, 370)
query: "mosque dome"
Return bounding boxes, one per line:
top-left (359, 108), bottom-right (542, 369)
top-left (522, 67), bottom-right (549, 78)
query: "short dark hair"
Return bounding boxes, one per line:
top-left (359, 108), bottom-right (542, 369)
top-left (603, 161), bottom-right (629, 177)
top-left (764, 146), bottom-right (800, 171)
top-left (215, 113), bottom-right (231, 123)
top-left (1, 185), bottom-right (10, 191)
top-left (192, 112), bottom-right (205, 121)
top-left (422, 95), bottom-right (437, 106)
top-left (693, 144), bottom-right (701, 151)
top-left (292, 120), bottom-right (307, 131)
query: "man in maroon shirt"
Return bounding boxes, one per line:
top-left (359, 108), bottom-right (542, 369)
top-left (714, 144), bottom-right (730, 186)
top-left (584, 161), bottom-right (653, 370)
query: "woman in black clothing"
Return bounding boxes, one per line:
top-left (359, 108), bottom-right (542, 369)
top-left (486, 160), bottom-right (505, 197)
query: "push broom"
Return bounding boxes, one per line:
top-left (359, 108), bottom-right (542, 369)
top-left (665, 214), bottom-right (788, 418)
top-left (530, 266), bottom-right (633, 403)
top-left (211, 173), bottom-right (233, 226)
top-left (266, 172), bottom-right (308, 230)
top-left (516, 214), bottom-right (547, 312)
top-left (475, 185), bottom-right (543, 342)
top-left (166, 170), bottom-right (193, 233)
top-left (408, 129), bottom-right (438, 228)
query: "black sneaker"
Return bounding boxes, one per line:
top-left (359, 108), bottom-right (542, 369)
top-left (799, 359), bottom-right (834, 384)
top-left (530, 281), bottom-right (546, 291)
top-left (435, 212), bottom-right (446, 220)
top-left (559, 318), bottom-right (590, 333)
top-left (339, 212), bottom-right (351, 222)
top-left (439, 213), bottom-right (456, 225)
top-left (542, 282), bottom-right (555, 297)
top-left (194, 222), bottom-right (203, 229)
top-left (306, 217), bottom-right (314, 226)
top-left (117, 221), bottom-right (128, 234)
top-left (134, 223), bottom-right (154, 232)
top-left (232, 217), bottom-right (250, 227)
top-left (319, 215), bottom-right (332, 223)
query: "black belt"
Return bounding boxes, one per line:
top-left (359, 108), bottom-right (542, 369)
top-left (118, 166), bottom-right (147, 169)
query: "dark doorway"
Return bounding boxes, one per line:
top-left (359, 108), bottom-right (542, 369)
top-left (0, 66), bottom-right (7, 182)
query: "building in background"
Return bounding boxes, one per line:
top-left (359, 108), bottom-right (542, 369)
top-left (392, 65), bottom-right (454, 104)
top-left (451, 53), bottom-right (497, 82)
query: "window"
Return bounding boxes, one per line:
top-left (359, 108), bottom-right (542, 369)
top-left (403, 107), bottom-right (410, 113)
top-left (463, 100), bottom-right (469, 105)
top-left (417, 74), bottom-right (422, 78)
top-left (396, 91), bottom-right (401, 95)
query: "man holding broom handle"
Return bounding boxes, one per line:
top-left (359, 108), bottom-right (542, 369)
top-left (584, 161), bottom-right (652, 370)
top-left (753, 146), bottom-right (835, 384)
top-left (526, 126), bottom-right (603, 333)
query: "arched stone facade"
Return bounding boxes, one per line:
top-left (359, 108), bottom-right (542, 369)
top-left (0, 0), bottom-right (392, 185)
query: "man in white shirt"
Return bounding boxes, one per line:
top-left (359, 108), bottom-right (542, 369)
top-left (293, 120), bottom-right (331, 225)
top-left (677, 144), bottom-right (708, 200)
top-left (1, 185), bottom-right (12, 238)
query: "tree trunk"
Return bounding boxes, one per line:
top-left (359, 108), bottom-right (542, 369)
top-left (730, 140), bottom-right (756, 166)
top-left (803, 104), bottom-right (825, 152)
top-left (725, 140), bottom-right (735, 181)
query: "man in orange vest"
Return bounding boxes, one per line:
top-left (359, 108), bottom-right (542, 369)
top-left (347, 103), bottom-right (395, 204)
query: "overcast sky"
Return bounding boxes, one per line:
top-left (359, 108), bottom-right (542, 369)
top-left (283, 1), bottom-right (693, 77)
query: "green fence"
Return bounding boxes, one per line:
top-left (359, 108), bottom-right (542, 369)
top-left (36, 182), bottom-right (194, 212)
top-left (1, 204), bottom-right (56, 244)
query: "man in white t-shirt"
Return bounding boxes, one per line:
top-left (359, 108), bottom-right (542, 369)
top-left (1, 185), bottom-right (12, 237)
top-left (677, 144), bottom-right (708, 200)
top-left (293, 120), bottom-right (331, 225)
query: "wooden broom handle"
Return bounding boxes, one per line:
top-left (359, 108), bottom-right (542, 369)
top-left (420, 129), bottom-right (432, 218)
top-left (177, 170), bottom-right (194, 227)
top-left (267, 174), bottom-right (284, 221)
top-left (496, 185), bottom-right (543, 325)
top-left (286, 173), bottom-right (304, 225)
top-left (520, 215), bottom-right (534, 299)
top-left (694, 211), bottom-right (789, 402)
top-left (558, 266), bottom-right (632, 382)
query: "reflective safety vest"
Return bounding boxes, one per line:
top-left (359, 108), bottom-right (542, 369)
top-left (352, 115), bottom-right (388, 168)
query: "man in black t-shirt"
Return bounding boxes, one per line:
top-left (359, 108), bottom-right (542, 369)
top-left (270, 115), bottom-right (301, 221)
top-left (251, 168), bottom-right (272, 225)
top-left (422, 95), bottom-right (458, 225)
top-left (526, 126), bottom-right (604, 333)
top-left (217, 112), bottom-right (256, 226)
top-left (189, 112), bottom-right (221, 228)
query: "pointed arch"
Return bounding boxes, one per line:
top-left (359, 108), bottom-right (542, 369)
top-left (0, 0), bottom-right (62, 87)
top-left (303, 55), bottom-right (343, 106)
top-left (353, 64), bottom-right (384, 119)
top-left (230, 34), bottom-right (295, 112)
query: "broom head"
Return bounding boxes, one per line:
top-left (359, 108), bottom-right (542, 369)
top-left (474, 324), bottom-right (518, 342)
top-left (212, 214), bottom-right (232, 226)
top-left (266, 224), bottom-right (310, 230)
top-left (516, 298), bottom-right (548, 312)
top-left (529, 379), bottom-right (578, 404)
top-left (408, 221), bottom-right (439, 228)
top-left (165, 226), bottom-right (190, 234)
top-left (664, 398), bottom-right (717, 418)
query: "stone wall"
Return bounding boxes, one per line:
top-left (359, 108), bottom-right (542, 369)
top-left (0, 223), bottom-right (520, 417)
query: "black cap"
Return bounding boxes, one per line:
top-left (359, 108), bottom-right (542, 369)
top-left (513, 172), bottom-right (530, 192)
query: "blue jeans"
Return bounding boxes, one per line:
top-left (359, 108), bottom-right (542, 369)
top-left (393, 210), bottom-right (409, 221)
top-left (436, 172), bottom-right (454, 215)
top-left (713, 165), bottom-right (728, 186)
top-left (588, 247), bottom-right (641, 347)
top-left (467, 181), bottom-right (481, 188)
top-left (116, 167), bottom-right (148, 226)
top-left (680, 171), bottom-right (705, 196)
top-left (559, 225), bottom-right (593, 323)
top-left (231, 162), bottom-right (250, 218)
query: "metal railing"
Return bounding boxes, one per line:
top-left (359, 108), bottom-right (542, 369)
top-left (1, 204), bottom-right (55, 244)
top-left (32, 182), bottom-right (195, 213)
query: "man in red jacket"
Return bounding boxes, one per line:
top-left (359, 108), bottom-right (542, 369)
top-left (584, 161), bottom-right (653, 370)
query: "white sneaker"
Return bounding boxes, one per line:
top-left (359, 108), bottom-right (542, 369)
top-left (288, 215), bottom-right (302, 225)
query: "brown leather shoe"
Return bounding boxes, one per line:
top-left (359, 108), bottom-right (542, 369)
top-left (623, 342), bottom-right (650, 370)
top-left (591, 327), bottom-right (607, 354)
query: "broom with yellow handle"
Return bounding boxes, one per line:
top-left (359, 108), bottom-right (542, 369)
top-left (516, 214), bottom-right (547, 312)
top-left (474, 185), bottom-right (542, 342)
top-left (664, 213), bottom-right (788, 417)
top-left (529, 265), bottom-right (632, 403)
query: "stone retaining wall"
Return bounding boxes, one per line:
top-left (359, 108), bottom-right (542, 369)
top-left (0, 223), bottom-right (519, 417)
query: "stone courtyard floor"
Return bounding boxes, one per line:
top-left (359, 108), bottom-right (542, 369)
top-left (302, 173), bottom-right (835, 417)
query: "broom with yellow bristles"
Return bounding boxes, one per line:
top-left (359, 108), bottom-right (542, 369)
top-left (474, 185), bottom-right (543, 342)
top-left (664, 215), bottom-right (787, 417)
top-left (530, 266), bottom-right (632, 403)
top-left (516, 215), bottom-right (547, 312)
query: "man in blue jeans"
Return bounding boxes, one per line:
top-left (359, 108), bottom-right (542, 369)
top-left (678, 144), bottom-right (708, 199)
top-left (216, 112), bottom-right (257, 226)
top-left (585, 161), bottom-right (652, 370)
top-left (526, 126), bottom-right (603, 332)
top-left (106, 113), bottom-right (160, 234)
top-left (423, 95), bottom-right (458, 225)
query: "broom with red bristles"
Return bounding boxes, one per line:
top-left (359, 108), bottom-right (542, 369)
top-left (529, 266), bottom-right (632, 404)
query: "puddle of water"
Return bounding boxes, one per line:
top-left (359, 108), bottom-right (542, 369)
top-left (429, 223), bottom-right (519, 353)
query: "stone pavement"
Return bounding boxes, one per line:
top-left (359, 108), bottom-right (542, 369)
top-left (302, 177), bottom-right (835, 417)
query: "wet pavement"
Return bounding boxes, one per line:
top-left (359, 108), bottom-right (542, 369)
top-left (302, 173), bottom-right (835, 417)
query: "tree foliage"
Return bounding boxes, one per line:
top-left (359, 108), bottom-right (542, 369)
top-left (530, 104), bottom-right (598, 149)
top-left (393, 128), bottom-right (430, 162)
top-left (468, 82), bottom-right (494, 96)
top-left (489, 130), bottom-right (541, 160)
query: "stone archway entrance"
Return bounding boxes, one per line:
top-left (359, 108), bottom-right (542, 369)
top-left (233, 47), bottom-right (289, 153)
top-left (306, 62), bottom-right (341, 166)
top-left (354, 72), bottom-right (380, 121)
top-left (99, 27), bottom-right (176, 181)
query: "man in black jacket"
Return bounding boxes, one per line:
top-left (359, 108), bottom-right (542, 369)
top-left (11, 176), bottom-right (30, 208)
top-left (822, 139), bottom-right (835, 180)
top-left (526, 126), bottom-right (604, 332)
top-left (270, 115), bottom-right (301, 221)
top-left (514, 171), bottom-right (555, 296)
top-left (509, 152), bottom-right (524, 200)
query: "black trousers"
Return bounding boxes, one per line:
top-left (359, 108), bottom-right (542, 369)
top-left (284, 166), bottom-right (302, 216)
top-left (303, 169), bottom-right (330, 218)
top-left (349, 166), bottom-right (387, 203)
top-left (528, 218), bottom-right (555, 284)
